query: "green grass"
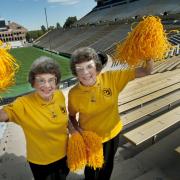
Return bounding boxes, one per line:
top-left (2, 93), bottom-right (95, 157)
top-left (10, 46), bottom-right (72, 84)
top-left (1, 47), bottom-right (72, 98)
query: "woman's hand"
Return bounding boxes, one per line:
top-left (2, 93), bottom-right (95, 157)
top-left (135, 59), bottom-right (154, 78)
top-left (68, 117), bottom-right (84, 135)
top-left (76, 126), bottom-right (83, 134)
top-left (0, 109), bottom-right (9, 122)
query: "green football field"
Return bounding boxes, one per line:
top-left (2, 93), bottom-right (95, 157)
top-left (1, 46), bottom-right (72, 98)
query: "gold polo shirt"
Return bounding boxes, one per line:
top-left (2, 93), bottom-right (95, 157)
top-left (68, 69), bottom-right (135, 143)
top-left (3, 90), bottom-right (68, 165)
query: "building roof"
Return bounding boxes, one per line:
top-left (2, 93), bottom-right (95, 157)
top-left (8, 22), bottom-right (27, 32)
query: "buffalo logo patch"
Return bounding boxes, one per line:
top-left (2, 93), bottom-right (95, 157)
top-left (60, 106), bottom-right (67, 114)
top-left (102, 88), bottom-right (112, 97)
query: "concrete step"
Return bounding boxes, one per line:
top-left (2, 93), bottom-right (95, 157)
top-left (67, 171), bottom-right (84, 180)
top-left (161, 159), bottom-right (180, 180)
top-left (134, 168), bottom-right (170, 180)
top-left (111, 128), bottom-right (180, 180)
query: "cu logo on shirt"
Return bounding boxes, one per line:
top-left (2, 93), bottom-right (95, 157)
top-left (102, 88), bottom-right (112, 97)
top-left (60, 106), bottom-right (67, 114)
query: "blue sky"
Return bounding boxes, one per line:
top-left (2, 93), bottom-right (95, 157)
top-left (0, 0), bottom-right (96, 31)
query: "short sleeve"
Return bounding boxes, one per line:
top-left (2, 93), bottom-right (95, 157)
top-left (108, 69), bottom-right (135, 92)
top-left (3, 97), bottom-right (24, 125)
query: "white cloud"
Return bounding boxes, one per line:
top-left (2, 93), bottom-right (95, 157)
top-left (48, 0), bottom-right (80, 5)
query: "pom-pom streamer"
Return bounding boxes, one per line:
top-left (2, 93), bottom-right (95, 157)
top-left (67, 131), bottom-right (104, 172)
top-left (82, 131), bottom-right (104, 170)
top-left (67, 132), bottom-right (87, 172)
top-left (0, 40), bottom-right (19, 92)
top-left (113, 16), bottom-right (172, 66)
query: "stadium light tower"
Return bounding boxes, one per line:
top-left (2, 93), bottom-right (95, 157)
top-left (44, 8), bottom-right (52, 51)
top-left (44, 8), bottom-right (49, 30)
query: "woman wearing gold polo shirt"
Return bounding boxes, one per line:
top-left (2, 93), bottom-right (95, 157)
top-left (68, 47), bottom-right (153, 180)
top-left (0, 57), bottom-right (69, 180)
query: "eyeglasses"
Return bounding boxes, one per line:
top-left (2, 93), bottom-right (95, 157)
top-left (75, 61), bottom-right (96, 74)
top-left (35, 77), bottom-right (57, 86)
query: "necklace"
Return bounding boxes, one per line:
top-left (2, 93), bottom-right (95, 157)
top-left (90, 87), bottom-right (97, 102)
top-left (90, 83), bottom-right (101, 103)
top-left (49, 106), bottom-right (58, 119)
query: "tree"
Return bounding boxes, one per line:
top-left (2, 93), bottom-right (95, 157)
top-left (41, 25), bottom-right (46, 32)
top-left (26, 30), bottom-right (45, 42)
top-left (63, 16), bottom-right (77, 28)
top-left (56, 22), bottom-right (61, 29)
top-left (48, 26), bottom-right (54, 30)
top-left (26, 32), bottom-right (31, 42)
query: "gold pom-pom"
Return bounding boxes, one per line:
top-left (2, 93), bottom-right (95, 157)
top-left (113, 16), bottom-right (172, 66)
top-left (82, 131), bottom-right (104, 170)
top-left (67, 132), bottom-right (87, 172)
top-left (0, 40), bottom-right (19, 92)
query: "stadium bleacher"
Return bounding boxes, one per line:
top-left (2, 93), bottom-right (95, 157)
top-left (35, 22), bottom-right (180, 66)
top-left (118, 69), bottom-right (180, 145)
top-left (35, 24), bottom-right (132, 53)
top-left (2, 0), bottom-right (180, 179)
top-left (34, 0), bottom-right (180, 155)
top-left (77, 0), bottom-right (180, 25)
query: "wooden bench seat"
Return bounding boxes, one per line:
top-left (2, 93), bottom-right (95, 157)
top-left (152, 60), bottom-right (175, 74)
top-left (119, 79), bottom-right (180, 106)
top-left (119, 83), bottom-right (180, 113)
top-left (121, 91), bottom-right (180, 126)
top-left (175, 146), bottom-right (180, 154)
top-left (166, 60), bottom-right (180, 71)
top-left (111, 64), bottom-right (180, 96)
top-left (153, 61), bottom-right (165, 69)
top-left (120, 69), bottom-right (180, 98)
top-left (123, 106), bottom-right (180, 145)
top-left (158, 60), bottom-right (180, 73)
top-left (151, 60), bottom-right (176, 74)
top-left (119, 72), bottom-right (180, 105)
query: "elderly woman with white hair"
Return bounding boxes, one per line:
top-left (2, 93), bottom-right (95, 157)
top-left (0, 56), bottom-right (69, 180)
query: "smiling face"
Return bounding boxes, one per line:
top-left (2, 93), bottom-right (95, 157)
top-left (33, 73), bottom-right (57, 101)
top-left (75, 60), bottom-right (98, 87)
